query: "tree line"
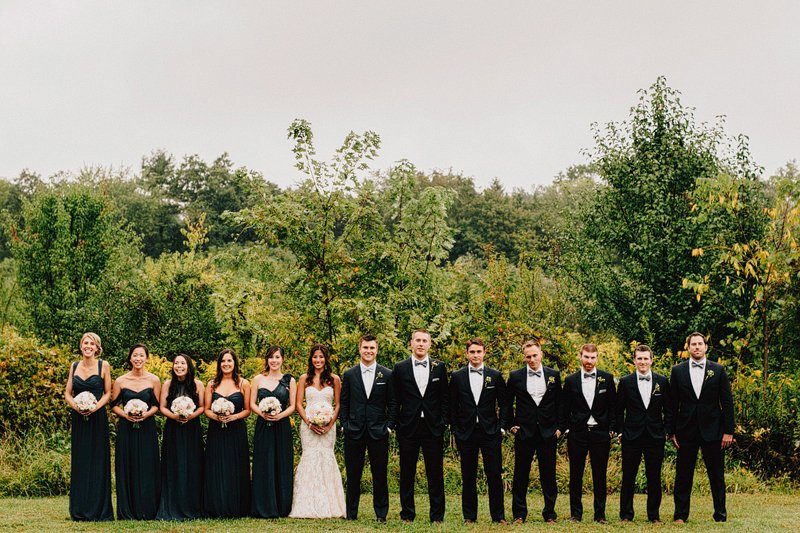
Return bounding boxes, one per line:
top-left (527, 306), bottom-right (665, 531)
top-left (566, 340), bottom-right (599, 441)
top-left (0, 77), bottom-right (798, 479)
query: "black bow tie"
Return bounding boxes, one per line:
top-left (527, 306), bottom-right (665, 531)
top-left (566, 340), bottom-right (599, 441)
top-left (638, 375), bottom-right (651, 382)
top-left (584, 373), bottom-right (596, 379)
top-left (470, 367), bottom-right (483, 375)
top-left (528, 369), bottom-right (541, 377)
top-left (414, 360), bottom-right (427, 367)
top-left (691, 361), bottom-right (704, 368)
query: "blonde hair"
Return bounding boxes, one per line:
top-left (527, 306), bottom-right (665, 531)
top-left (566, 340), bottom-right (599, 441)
top-left (80, 332), bottom-right (103, 356)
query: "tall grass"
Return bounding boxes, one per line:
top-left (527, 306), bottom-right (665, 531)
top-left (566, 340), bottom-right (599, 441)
top-left (0, 430), bottom-right (70, 497)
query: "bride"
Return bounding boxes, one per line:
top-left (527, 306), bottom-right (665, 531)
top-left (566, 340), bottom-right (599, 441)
top-left (289, 344), bottom-right (346, 518)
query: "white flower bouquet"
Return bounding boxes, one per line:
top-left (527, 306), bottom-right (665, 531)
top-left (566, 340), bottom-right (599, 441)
top-left (73, 391), bottom-right (97, 421)
top-left (211, 397), bottom-right (235, 428)
top-left (124, 398), bottom-right (149, 429)
top-left (170, 396), bottom-right (196, 419)
top-left (258, 396), bottom-right (282, 426)
top-left (306, 402), bottom-right (334, 427)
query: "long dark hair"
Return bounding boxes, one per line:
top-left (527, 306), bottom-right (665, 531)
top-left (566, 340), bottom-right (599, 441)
top-left (212, 348), bottom-right (241, 391)
top-left (305, 343), bottom-right (333, 388)
top-left (262, 345), bottom-right (285, 374)
top-left (166, 353), bottom-right (200, 407)
top-left (127, 343), bottom-right (149, 370)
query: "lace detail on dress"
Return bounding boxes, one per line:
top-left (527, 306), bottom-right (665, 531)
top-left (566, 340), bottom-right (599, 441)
top-left (289, 386), bottom-right (346, 518)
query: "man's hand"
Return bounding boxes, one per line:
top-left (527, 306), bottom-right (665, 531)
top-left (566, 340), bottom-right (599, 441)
top-left (671, 435), bottom-right (680, 449)
top-left (721, 433), bottom-right (734, 449)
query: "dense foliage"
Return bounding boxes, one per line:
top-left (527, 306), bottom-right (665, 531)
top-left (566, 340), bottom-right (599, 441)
top-left (0, 78), bottom-right (797, 485)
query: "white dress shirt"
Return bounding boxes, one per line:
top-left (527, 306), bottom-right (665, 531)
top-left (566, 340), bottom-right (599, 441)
top-left (526, 366), bottom-right (546, 406)
top-left (412, 356), bottom-right (429, 397)
top-left (690, 357), bottom-right (706, 399)
top-left (636, 370), bottom-right (652, 409)
top-left (468, 364), bottom-right (484, 405)
top-left (361, 362), bottom-right (376, 399)
top-left (582, 371), bottom-right (598, 426)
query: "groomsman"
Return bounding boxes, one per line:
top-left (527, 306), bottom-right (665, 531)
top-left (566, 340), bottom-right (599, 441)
top-left (670, 332), bottom-right (734, 523)
top-left (340, 334), bottom-right (396, 522)
top-left (561, 343), bottom-right (616, 523)
top-left (615, 344), bottom-right (672, 523)
top-left (449, 338), bottom-right (508, 525)
top-left (502, 340), bottom-right (562, 524)
top-left (392, 329), bottom-right (448, 523)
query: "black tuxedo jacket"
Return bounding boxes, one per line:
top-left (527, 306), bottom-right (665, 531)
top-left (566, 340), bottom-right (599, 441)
top-left (615, 371), bottom-right (672, 440)
top-left (339, 363), bottom-right (396, 440)
top-left (669, 359), bottom-right (734, 441)
top-left (560, 369), bottom-right (616, 432)
top-left (392, 357), bottom-right (449, 437)
top-left (502, 365), bottom-right (562, 441)
top-left (448, 366), bottom-right (508, 441)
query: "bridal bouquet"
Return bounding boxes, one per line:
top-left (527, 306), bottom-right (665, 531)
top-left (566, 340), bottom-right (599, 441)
top-left (258, 397), bottom-right (282, 426)
top-left (306, 402), bottom-right (334, 427)
top-left (170, 396), bottom-right (196, 419)
top-left (211, 397), bottom-right (235, 428)
top-left (73, 391), bottom-right (97, 421)
top-left (124, 398), bottom-right (148, 429)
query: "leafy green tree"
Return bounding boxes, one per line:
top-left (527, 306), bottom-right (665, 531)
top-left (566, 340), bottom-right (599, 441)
top-left (571, 76), bottom-right (765, 354)
top-left (233, 120), bottom-right (454, 364)
top-left (141, 150), bottom-right (277, 247)
top-left (12, 184), bottom-right (140, 344)
top-left (84, 217), bottom-right (224, 365)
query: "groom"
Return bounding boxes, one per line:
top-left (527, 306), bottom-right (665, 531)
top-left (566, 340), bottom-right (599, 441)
top-left (339, 334), bottom-right (396, 522)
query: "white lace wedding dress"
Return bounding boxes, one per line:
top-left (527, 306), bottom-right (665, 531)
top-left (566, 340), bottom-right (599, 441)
top-left (289, 385), bottom-right (346, 518)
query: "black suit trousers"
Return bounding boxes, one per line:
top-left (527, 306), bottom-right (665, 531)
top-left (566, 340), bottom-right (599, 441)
top-left (567, 429), bottom-right (610, 521)
top-left (398, 423), bottom-right (445, 522)
top-left (344, 432), bottom-right (389, 520)
top-left (619, 434), bottom-right (664, 521)
top-left (673, 435), bottom-right (727, 522)
top-left (456, 426), bottom-right (505, 522)
top-left (512, 434), bottom-right (557, 521)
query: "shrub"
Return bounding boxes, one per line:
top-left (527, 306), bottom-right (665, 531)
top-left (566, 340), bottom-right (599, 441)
top-left (0, 327), bottom-right (72, 436)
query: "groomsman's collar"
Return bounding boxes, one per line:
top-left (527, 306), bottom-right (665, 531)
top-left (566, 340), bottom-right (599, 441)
top-left (360, 362), bottom-right (377, 372)
top-left (636, 370), bottom-right (652, 378)
top-left (411, 355), bottom-right (430, 364)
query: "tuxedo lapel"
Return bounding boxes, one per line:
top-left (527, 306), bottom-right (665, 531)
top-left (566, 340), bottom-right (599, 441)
top-left (700, 364), bottom-right (714, 398)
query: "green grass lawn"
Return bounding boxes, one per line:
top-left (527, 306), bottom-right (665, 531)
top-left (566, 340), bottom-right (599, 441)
top-left (1, 493), bottom-right (798, 532)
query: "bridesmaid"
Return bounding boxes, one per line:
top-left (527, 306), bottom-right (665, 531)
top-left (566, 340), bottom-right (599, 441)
top-left (156, 354), bottom-right (205, 520)
top-left (204, 348), bottom-right (251, 518)
top-left (64, 332), bottom-right (113, 521)
top-left (251, 346), bottom-right (297, 518)
top-left (111, 344), bottom-right (161, 520)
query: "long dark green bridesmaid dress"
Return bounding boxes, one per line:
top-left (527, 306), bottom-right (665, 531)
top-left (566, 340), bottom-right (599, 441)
top-left (156, 402), bottom-right (204, 520)
top-left (69, 359), bottom-right (114, 521)
top-left (251, 374), bottom-right (294, 518)
top-left (115, 387), bottom-right (160, 520)
top-left (204, 391), bottom-right (250, 517)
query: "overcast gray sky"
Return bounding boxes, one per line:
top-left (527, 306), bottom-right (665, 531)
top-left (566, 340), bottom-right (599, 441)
top-left (1, 1), bottom-right (798, 190)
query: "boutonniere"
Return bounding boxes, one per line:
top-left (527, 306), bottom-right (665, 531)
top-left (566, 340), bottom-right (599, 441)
top-left (484, 376), bottom-right (492, 386)
top-left (705, 370), bottom-right (714, 381)
top-left (547, 376), bottom-right (555, 385)
top-left (654, 383), bottom-right (661, 393)
top-left (431, 360), bottom-right (439, 368)
top-left (597, 376), bottom-right (606, 383)
top-left (377, 371), bottom-right (384, 380)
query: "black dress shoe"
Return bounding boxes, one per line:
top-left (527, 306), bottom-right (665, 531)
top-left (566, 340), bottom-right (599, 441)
top-left (595, 518), bottom-right (608, 524)
top-left (376, 517), bottom-right (386, 523)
